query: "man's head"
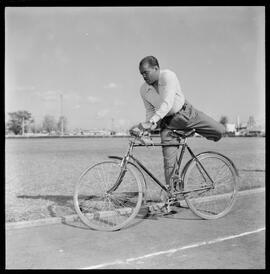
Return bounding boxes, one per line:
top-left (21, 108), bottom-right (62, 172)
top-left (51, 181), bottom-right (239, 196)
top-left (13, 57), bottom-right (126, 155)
top-left (139, 56), bottom-right (160, 85)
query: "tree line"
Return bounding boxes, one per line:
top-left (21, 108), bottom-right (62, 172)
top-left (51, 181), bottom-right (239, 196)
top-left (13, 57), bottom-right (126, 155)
top-left (219, 115), bottom-right (257, 129)
top-left (6, 111), bottom-right (249, 136)
top-left (6, 110), bottom-right (68, 135)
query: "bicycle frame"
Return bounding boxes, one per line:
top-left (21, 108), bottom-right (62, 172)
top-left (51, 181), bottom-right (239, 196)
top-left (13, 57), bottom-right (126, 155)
top-left (107, 135), bottom-right (215, 196)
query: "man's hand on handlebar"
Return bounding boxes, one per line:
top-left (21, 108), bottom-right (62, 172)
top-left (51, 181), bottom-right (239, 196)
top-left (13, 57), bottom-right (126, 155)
top-left (129, 121), bottom-right (155, 136)
top-left (138, 122), bottom-right (151, 131)
top-left (129, 123), bottom-right (154, 146)
top-left (129, 124), bottom-right (142, 137)
top-left (138, 121), bottom-right (157, 131)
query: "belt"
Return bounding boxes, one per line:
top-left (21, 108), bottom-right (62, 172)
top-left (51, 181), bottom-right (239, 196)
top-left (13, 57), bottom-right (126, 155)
top-left (180, 102), bottom-right (187, 112)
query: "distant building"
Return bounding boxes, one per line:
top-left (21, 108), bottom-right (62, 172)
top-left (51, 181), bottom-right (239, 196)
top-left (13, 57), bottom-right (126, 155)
top-left (245, 125), bottom-right (263, 137)
top-left (223, 123), bottom-right (236, 136)
top-left (115, 132), bottom-right (128, 136)
top-left (225, 123), bottom-right (236, 133)
top-left (236, 125), bottom-right (264, 137)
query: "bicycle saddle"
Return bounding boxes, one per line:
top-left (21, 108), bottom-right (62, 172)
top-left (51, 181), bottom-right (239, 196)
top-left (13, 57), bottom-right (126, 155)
top-left (170, 128), bottom-right (196, 138)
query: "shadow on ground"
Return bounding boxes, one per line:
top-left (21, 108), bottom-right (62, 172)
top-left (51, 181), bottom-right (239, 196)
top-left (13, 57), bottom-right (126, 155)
top-left (17, 194), bottom-right (75, 217)
top-left (17, 194), bottom-right (73, 204)
top-left (15, 194), bottom-right (200, 231)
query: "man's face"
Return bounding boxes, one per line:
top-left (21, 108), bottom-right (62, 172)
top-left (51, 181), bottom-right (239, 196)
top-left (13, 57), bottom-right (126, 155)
top-left (139, 63), bottom-right (159, 85)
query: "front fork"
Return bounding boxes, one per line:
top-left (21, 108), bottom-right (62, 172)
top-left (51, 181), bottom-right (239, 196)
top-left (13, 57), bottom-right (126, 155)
top-left (106, 140), bottom-right (135, 194)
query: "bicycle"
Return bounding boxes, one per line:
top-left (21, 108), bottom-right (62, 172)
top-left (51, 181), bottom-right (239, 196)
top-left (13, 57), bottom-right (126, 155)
top-left (73, 128), bottom-right (239, 231)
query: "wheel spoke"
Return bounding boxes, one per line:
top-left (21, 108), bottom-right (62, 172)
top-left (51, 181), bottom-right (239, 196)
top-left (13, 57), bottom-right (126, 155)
top-left (74, 161), bottom-right (142, 231)
top-left (184, 153), bottom-right (238, 219)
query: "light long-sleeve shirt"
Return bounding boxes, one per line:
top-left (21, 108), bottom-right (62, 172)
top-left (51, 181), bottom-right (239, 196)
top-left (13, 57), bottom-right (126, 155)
top-left (140, 69), bottom-right (185, 123)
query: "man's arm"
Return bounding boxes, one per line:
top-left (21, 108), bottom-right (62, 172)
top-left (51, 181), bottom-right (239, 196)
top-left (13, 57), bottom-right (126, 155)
top-left (149, 70), bottom-right (177, 124)
top-left (139, 86), bottom-right (158, 130)
top-left (140, 86), bottom-right (156, 122)
top-left (142, 96), bottom-right (155, 122)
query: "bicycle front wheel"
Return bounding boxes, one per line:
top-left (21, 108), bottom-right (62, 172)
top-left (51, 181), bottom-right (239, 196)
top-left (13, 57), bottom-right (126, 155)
top-left (74, 161), bottom-right (143, 231)
top-left (183, 152), bottom-right (238, 219)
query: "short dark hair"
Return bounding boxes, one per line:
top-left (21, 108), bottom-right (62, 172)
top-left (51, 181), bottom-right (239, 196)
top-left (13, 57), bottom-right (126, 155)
top-left (139, 56), bottom-right (159, 68)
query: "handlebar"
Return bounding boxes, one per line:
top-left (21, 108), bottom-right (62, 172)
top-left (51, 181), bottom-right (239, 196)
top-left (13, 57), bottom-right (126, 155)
top-left (129, 129), bottom-right (183, 147)
top-left (129, 128), bottom-right (154, 146)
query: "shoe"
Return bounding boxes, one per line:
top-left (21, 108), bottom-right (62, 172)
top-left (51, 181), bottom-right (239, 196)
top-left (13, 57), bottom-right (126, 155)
top-left (172, 201), bottom-right (182, 208)
top-left (160, 190), bottom-right (169, 203)
top-left (148, 203), bottom-right (173, 216)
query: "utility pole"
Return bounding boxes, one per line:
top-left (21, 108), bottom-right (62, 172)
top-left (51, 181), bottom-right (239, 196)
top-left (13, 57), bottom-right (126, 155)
top-left (111, 118), bottom-right (114, 132)
top-left (236, 115), bottom-right (240, 131)
top-left (60, 93), bottom-right (64, 136)
top-left (22, 117), bottom-right (25, 136)
top-left (247, 115), bottom-right (255, 129)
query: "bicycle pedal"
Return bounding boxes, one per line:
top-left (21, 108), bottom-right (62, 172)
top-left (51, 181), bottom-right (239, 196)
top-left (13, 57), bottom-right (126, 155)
top-left (165, 198), bottom-right (176, 205)
top-left (160, 204), bottom-right (177, 215)
top-left (148, 203), bottom-right (170, 215)
top-left (171, 201), bottom-right (182, 208)
top-left (163, 209), bottom-right (177, 216)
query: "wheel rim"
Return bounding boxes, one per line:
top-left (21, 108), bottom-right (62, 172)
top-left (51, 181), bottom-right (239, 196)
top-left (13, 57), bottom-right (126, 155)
top-left (74, 161), bottom-right (142, 231)
top-left (184, 154), bottom-right (238, 219)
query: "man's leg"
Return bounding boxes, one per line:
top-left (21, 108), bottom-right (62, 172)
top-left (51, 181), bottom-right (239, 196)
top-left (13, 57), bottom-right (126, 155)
top-left (186, 109), bottom-right (225, 142)
top-left (160, 101), bottom-right (225, 185)
top-left (159, 128), bottom-right (184, 209)
top-left (160, 127), bottom-right (179, 186)
top-left (168, 101), bottom-right (225, 141)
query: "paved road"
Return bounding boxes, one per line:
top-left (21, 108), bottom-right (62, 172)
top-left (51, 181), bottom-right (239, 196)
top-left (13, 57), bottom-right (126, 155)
top-left (6, 189), bottom-right (265, 269)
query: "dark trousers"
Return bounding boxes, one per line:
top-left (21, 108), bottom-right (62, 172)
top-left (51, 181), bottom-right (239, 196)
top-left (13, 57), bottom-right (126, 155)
top-left (160, 100), bottom-right (225, 185)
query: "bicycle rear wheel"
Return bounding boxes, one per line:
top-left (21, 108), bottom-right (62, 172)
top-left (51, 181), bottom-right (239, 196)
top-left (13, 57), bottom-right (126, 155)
top-left (183, 152), bottom-right (238, 219)
top-left (74, 161), bottom-right (143, 231)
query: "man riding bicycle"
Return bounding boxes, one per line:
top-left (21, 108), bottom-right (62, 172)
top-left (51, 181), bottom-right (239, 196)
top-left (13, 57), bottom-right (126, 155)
top-left (130, 56), bottom-right (225, 210)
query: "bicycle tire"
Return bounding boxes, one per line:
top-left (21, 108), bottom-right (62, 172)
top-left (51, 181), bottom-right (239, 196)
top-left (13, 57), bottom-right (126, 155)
top-left (183, 152), bottom-right (238, 219)
top-left (74, 160), bottom-right (143, 231)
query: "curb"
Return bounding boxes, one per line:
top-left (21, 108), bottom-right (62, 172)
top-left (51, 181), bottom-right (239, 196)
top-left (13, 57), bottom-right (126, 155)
top-left (5, 187), bottom-right (265, 230)
top-left (6, 214), bottom-right (80, 230)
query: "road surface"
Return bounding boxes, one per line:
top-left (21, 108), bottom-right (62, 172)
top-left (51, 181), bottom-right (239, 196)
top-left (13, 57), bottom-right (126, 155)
top-left (6, 188), bottom-right (265, 269)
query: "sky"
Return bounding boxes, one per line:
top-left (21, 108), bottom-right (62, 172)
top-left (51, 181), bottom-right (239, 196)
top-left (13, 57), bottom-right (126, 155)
top-left (5, 6), bottom-right (265, 131)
